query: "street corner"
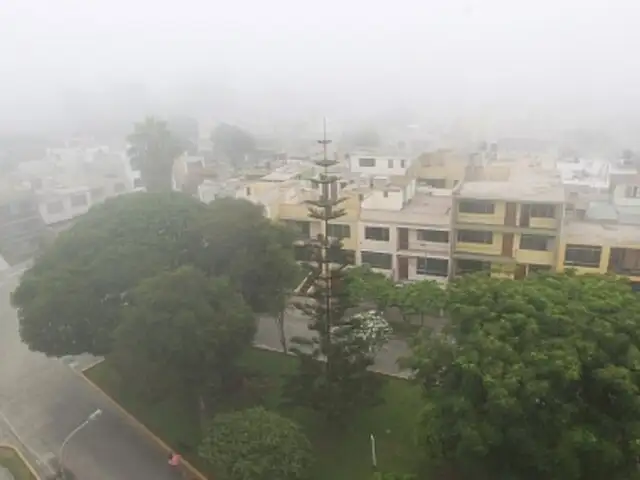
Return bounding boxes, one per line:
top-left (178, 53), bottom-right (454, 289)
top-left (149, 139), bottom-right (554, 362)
top-left (60, 355), bottom-right (103, 373)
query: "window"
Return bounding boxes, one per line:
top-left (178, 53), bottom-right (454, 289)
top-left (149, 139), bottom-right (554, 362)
top-left (458, 200), bottom-right (495, 214)
top-left (327, 223), bottom-right (351, 239)
top-left (387, 159), bottom-right (393, 168)
top-left (519, 234), bottom-right (550, 251)
top-left (383, 191), bottom-right (388, 198)
top-left (245, 187), bottom-right (251, 196)
top-left (361, 251), bottom-right (393, 269)
top-left (133, 178), bottom-right (144, 189)
top-left (284, 220), bottom-right (311, 238)
top-left (400, 160), bottom-right (406, 168)
top-left (358, 157), bottom-right (376, 167)
top-left (70, 193), bottom-right (87, 208)
top-left (417, 229), bottom-right (449, 243)
top-left (456, 259), bottom-right (490, 275)
top-left (91, 187), bottom-right (105, 201)
top-left (46, 201), bottom-right (64, 214)
top-left (365, 226), bottom-right (390, 241)
top-left (328, 248), bottom-right (355, 265)
top-left (529, 204), bottom-right (555, 218)
top-left (418, 178), bottom-right (446, 188)
top-left (625, 186), bottom-right (640, 198)
top-left (416, 257), bottom-right (448, 277)
top-left (564, 244), bottom-right (601, 268)
top-left (457, 230), bottom-right (492, 244)
top-left (114, 182), bottom-right (126, 193)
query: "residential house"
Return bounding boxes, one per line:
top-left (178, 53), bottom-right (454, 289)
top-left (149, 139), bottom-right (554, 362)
top-left (450, 166), bottom-right (565, 279)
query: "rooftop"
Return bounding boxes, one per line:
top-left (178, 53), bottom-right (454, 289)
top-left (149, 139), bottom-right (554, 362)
top-left (564, 220), bottom-right (640, 246)
top-left (361, 192), bottom-right (451, 227)
top-left (457, 167), bottom-right (565, 203)
top-left (262, 163), bottom-right (312, 182)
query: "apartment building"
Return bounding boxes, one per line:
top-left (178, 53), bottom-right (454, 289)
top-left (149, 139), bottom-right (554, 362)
top-left (209, 144), bottom-right (640, 288)
top-left (359, 181), bottom-right (451, 282)
top-left (450, 167), bottom-right (565, 279)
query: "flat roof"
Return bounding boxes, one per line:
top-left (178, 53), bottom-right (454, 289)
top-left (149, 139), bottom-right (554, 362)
top-left (457, 169), bottom-right (565, 203)
top-left (564, 220), bottom-right (640, 246)
top-left (362, 193), bottom-right (451, 227)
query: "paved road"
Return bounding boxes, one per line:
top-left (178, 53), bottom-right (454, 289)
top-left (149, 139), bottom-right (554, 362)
top-left (255, 308), bottom-right (411, 378)
top-left (0, 268), bottom-right (182, 480)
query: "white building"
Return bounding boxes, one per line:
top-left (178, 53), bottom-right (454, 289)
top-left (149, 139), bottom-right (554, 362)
top-left (358, 175), bottom-right (451, 283)
top-left (12, 146), bottom-right (133, 228)
top-left (347, 151), bottom-right (410, 177)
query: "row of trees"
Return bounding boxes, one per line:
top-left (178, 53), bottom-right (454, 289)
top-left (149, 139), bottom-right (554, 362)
top-left (127, 117), bottom-right (257, 192)
top-left (344, 264), bottom-right (640, 479)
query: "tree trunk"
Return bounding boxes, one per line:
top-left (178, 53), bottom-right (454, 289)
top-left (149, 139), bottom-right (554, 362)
top-left (276, 309), bottom-right (288, 353)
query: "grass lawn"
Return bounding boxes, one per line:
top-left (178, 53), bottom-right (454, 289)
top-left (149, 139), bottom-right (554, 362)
top-left (85, 348), bottom-right (423, 480)
top-left (0, 446), bottom-right (37, 480)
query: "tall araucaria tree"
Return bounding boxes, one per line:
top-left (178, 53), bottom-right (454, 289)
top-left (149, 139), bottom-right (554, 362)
top-left (283, 123), bottom-right (388, 424)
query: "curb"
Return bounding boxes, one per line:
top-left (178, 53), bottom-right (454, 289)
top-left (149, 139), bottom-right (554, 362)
top-left (75, 364), bottom-right (208, 480)
top-left (0, 443), bottom-right (41, 479)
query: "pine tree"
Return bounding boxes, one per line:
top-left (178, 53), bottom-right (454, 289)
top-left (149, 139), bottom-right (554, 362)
top-left (283, 122), bottom-right (384, 424)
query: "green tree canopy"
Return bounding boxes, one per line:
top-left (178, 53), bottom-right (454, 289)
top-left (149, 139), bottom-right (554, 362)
top-left (196, 197), bottom-right (300, 313)
top-left (199, 407), bottom-right (313, 480)
top-left (406, 272), bottom-right (640, 480)
top-left (12, 192), bottom-right (206, 356)
top-left (113, 266), bottom-right (255, 408)
top-left (127, 116), bottom-right (184, 192)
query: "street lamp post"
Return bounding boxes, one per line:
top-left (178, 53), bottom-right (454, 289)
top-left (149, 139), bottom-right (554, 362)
top-left (59, 409), bottom-right (102, 480)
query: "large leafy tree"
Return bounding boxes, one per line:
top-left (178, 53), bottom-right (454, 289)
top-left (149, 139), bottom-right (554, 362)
top-left (127, 116), bottom-right (184, 192)
top-left (199, 407), bottom-right (313, 480)
top-left (406, 272), bottom-right (640, 480)
top-left (210, 123), bottom-right (256, 168)
top-left (12, 192), bottom-right (206, 356)
top-left (113, 266), bottom-right (255, 411)
top-left (196, 197), bottom-right (300, 313)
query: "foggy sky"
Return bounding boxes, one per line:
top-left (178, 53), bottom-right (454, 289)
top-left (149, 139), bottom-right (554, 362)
top-left (2, 0), bottom-right (640, 138)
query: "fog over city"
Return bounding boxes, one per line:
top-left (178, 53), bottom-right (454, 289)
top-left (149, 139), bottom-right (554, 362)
top-left (2, 0), bottom-right (640, 143)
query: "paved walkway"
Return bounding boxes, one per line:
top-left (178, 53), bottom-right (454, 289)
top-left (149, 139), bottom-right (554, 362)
top-left (256, 308), bottom-right (412, 378)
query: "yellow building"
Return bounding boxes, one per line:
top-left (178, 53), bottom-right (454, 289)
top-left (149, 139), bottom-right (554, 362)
top-left (450, 168), bottom-right (565, 279)
top-left (558, 217), bottom-right (640, 285)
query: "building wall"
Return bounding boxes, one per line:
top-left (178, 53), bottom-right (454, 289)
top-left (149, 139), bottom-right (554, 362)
top-left (406, 228), bottom-right (450, 256)
top-left (457, 200), bottom-right (507, 225)
top-left (406, 257), bottom-right (449, 283)
top-left (556, 241), bottom-right (609, 275)
top-left (455, 232), bottom-right (504, 256)
top-left (358, 222), bottom-right (397, 254)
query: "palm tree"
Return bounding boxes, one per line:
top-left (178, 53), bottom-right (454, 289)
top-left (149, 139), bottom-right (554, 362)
top-left (127, 117), bottom-right (183, 192)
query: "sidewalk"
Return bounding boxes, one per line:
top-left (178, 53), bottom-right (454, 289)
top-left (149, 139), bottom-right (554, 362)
top-left (256, 308), bottom-right (412, 378)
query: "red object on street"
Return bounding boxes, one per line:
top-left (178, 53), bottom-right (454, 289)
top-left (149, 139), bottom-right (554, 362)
top-left (168, 452), bottom-right (182, 467)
